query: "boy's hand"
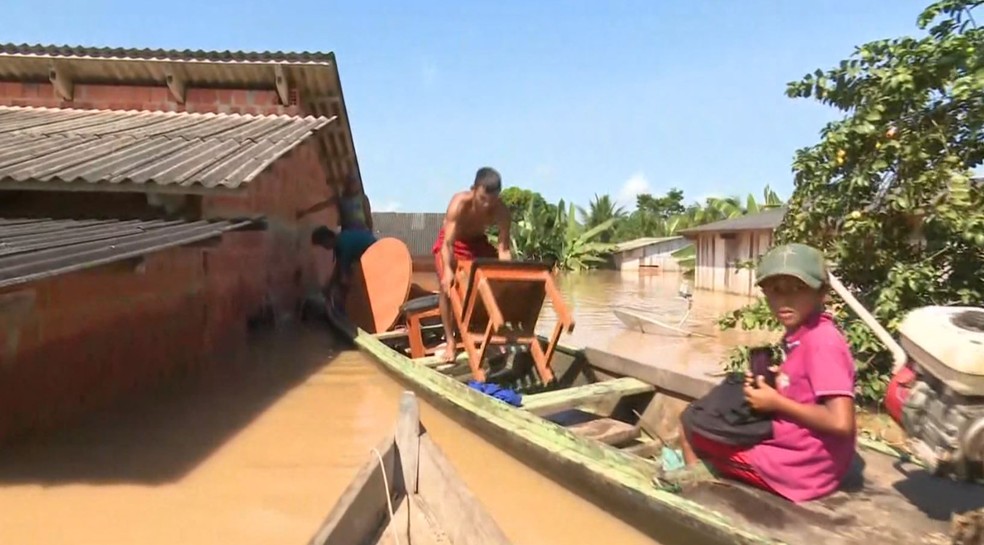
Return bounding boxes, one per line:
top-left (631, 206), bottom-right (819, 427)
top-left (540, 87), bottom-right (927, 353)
top-left (744, 376), bottom-right (782, 413)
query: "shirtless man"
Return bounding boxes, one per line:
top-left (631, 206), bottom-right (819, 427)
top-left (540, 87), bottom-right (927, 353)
top-left (431, 167), bottom-right (512, 362)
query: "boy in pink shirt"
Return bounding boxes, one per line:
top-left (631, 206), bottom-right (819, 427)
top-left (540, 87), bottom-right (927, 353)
top-left (654, 243), bottom-right (857, 503)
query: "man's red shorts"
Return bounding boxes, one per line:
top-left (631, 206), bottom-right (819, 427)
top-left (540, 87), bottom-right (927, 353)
top-left (432, 227), bottom-right (497, 281)
top-left (688, 431), bottom-right (776, 493)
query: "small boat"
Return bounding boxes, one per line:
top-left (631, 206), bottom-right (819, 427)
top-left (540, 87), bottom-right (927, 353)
top-left (325, 307), bottom-right (982, 545)
top-left (323, 246), bottom-right (980, 544)
top-left (613, 307), bottom-right (711, 338)
top-left (307, 390), bottom-right (512, 545)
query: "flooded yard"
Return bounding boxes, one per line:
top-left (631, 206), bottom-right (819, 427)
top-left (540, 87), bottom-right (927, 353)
top-left (0, 325), bottom-right (655, 545)
top-left (0, 269), bottom-right (772, 545)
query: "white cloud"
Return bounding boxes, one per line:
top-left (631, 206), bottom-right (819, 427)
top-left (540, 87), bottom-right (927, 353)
top-left (375, 200), bottom-right (402, 212)
top-left (616, 172), bottom-right (652, 208)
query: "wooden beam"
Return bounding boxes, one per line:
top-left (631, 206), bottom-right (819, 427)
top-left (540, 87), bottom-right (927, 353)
top-left (567, 417), bottom-right (641, 446)
top-left (274, 64), bottom-right (290, 106)
top-left (395, 391), bottom-right (420, 494)
top-left (164, 68), bottom-right (186, 104)
top-left (521, 377), bottom-right (655, 416)
top-left (48, 63), bottom-right (73, 101)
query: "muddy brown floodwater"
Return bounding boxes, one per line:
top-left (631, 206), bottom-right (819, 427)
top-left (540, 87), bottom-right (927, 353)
top-left (0, 326), bottom-right (656, 545)
top-left (0, 270), bottom-right (765, 545)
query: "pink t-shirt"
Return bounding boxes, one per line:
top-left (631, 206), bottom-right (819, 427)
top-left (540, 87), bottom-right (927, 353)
top-left (748, 313), bottom-right (857, 503)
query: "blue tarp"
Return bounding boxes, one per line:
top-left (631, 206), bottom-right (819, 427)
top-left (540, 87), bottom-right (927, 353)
top-left (467, 380), bottom-right (523, 407)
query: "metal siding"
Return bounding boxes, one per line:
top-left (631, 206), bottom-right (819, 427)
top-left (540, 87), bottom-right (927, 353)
top-left (0, 106), bottom-right (331, 190)
top-left (0, 216), bottom-right (256, 289)
top-left (371, 212), bottom-right (444, 256)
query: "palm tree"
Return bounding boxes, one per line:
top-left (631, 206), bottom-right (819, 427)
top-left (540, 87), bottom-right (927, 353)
top-left (578, 194), bottom-right (627, 229)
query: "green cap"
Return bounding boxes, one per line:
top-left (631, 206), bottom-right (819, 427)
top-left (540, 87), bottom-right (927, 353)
top-left (755, 243), bottom-right (828, 289)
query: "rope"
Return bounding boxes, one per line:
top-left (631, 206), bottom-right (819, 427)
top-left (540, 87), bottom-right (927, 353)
top-left (371, 447), bottom-right (401, 545)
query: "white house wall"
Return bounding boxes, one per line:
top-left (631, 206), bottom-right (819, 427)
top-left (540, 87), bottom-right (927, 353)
top-left (693, 229), bottom-right (774, 296)
top-left (614, 238), bottom-right (692, 271)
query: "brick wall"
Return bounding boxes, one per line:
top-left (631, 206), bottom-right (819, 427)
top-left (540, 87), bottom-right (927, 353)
top-left (199, 138), bottom-right (336, 352)
top-left (0, 81), bottom-right (300, 116)
top-left (0, 248), bottom-right (206, 441)
top-left (0, 135), bottom-right (336, 445)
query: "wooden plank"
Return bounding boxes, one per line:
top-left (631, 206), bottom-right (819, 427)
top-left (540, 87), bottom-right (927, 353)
top-left (583, 346), bottom-right (716, 400)
top-left (416, 435), bottom-right (512, 545)
top-left (407, 495), bottom-right (452, 545)
top-left (395, 391), bottom-right (420, 495)
top-left (622, 439), bottom-right (664, 459)
top-left (567, 417), bottom-right (640, 446)
top-left (521, 377), bottom-right (655, 416)
top-left (307, 437), bottom-right (400, 545)
top-left (373, 328), bottom-right (409, 341)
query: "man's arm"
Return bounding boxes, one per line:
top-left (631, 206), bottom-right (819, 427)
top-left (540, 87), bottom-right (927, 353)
top-left (495, 204), bottom-right (512, 260)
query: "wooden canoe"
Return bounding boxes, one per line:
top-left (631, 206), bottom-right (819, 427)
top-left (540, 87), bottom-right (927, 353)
top-left (325, 310), bottom-right (983, 545)
top-left (613, 307), bottom-right (711, 338)
top-left (308, 390), bottom-right (512, 545)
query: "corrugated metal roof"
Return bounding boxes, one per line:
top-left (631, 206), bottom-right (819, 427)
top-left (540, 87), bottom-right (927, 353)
top-left (0, 105), bottom-right (331, 192)
top-left (678, 206), bottom-right (787, 237)
top-left (372, 212), bottom-right (444, 256)
top-left (0, 216), bottom-right (258, 289)
top-left (0, 43), bottom-right (334, 65)
top-left (0, 42), bottom-right (361, 190)
top-left (613, 236), bottom-right (684, 254)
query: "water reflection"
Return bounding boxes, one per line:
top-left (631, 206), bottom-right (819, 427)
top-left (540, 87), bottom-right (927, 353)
top-left (412, 268), bottom-right (777, 372)
top-left (538, 270), bottom-right (776, 371)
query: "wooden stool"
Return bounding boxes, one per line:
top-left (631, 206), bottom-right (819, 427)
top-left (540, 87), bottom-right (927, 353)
top-left (447, 258), bottom-right (575, 383)
top-left (401, 293), bottom-right (442, 358)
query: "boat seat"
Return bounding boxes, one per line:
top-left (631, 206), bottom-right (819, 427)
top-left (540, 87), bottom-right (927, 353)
top-left (402, 293), bottom-right (443, 359)
top-left (402, 294), bottom-right (440, 314)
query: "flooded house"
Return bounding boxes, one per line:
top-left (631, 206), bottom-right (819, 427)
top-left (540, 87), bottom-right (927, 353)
top-left (0, 43), bottom-right (361, 442)
top-left (678, 207), bottom-right (785, 296)
top-left (610, 236), bottom-right (691, 272)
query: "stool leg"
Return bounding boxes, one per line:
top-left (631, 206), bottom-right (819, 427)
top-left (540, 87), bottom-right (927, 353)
top-left (408, 313), bottom-right (425, 359)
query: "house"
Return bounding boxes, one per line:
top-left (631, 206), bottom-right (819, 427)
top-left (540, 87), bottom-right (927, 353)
top-left (611, 236), bottom-right (691, 271)
top-left (678, 207), bottom-right (786, 296)
top-left (0, 43), bottom-right (360, 442)
top-left (372, 212), bottom-right (444, 271)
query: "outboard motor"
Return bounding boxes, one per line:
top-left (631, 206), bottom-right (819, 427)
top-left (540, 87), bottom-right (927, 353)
top-left (884, 306), bottom-right (984, 480)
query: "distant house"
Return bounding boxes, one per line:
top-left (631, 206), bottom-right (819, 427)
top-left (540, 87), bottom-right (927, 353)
top-left (372, 212), bottom-right (445, 270)
top-left (611, 236), bottom-right (692, 271)
top-left (678, 207), bottom-right (786, 296)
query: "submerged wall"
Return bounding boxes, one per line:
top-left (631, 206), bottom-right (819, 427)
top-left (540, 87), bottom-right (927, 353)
top-left (0, 140), bottom-right (336, 444)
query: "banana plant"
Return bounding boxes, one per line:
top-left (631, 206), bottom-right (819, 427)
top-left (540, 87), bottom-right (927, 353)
top-left (558, 202), bottom-right (618, 272)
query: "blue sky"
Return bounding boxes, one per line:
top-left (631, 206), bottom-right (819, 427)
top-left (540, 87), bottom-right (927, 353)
top-left (6, 0), bottom-right (931, 212)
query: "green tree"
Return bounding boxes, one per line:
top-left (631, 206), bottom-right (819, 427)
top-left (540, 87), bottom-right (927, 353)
top-left (637, 188), bottom-right (686, 219)
top-left (499, 187), bottom-right (550, 219)
top-left (719, 0), bottom-right (984, 404)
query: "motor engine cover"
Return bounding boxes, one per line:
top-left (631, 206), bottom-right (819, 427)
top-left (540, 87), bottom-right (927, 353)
top-left (897, 306), bottom-right (984, 397)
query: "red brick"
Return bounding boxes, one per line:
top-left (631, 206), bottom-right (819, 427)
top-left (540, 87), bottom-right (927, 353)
top-left (231, 90), bottom-right (250, 105)
top-left (186, 88), bottom-right (218, 104)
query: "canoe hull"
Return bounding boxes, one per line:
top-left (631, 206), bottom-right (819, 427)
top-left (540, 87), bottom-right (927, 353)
top-left (325, 311), bottom-right (775, 545)
top-left (309, 391), bottom-right (511, 545)
top-left (325, 309), bottom-right (978, 545)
